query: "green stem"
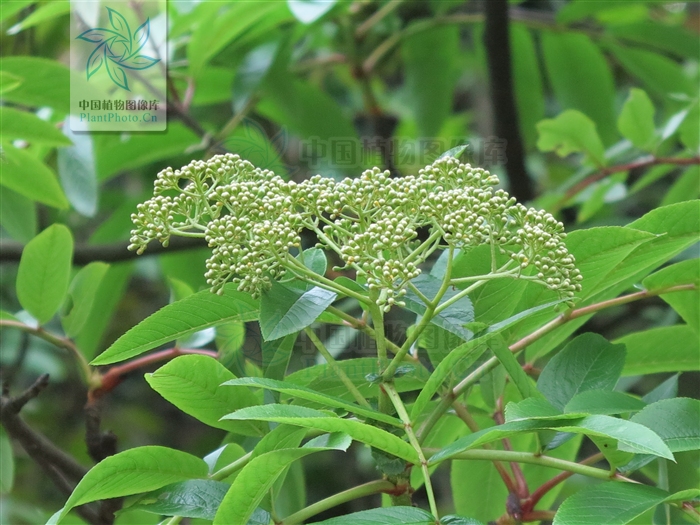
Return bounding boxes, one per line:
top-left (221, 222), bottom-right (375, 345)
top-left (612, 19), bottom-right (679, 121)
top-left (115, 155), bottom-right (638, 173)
top-left (403, 229), bottom-right (443, 265)
top-left (282, 480), bottom-right (395, 525)
top-left (382, 248), bottom-right (454, 381)
top-left (285, 254), bottom-right (371, 305)
top-left (428, 449), bottom-right (626, 481)
top-left (385, 384), bottom-right (439, 520)
top-left (326, 306), bottom-right (406, 357)
top-left (0, 320), bottom-right (94, 388)
top-left (304, 327), bottom-right (371, 408)
top-left (210, 450), bottom-right (252, 480)
top-left (355, 0), bottom-right (405, 37)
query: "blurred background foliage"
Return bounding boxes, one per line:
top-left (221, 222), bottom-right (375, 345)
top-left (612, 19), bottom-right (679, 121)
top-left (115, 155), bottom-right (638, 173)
top-left (0, 0), bottom-right (698, 523)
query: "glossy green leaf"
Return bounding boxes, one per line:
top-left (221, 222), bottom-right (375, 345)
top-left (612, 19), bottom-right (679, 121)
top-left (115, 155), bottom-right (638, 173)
top-left (511, 24), bottom-right (544, 149)
top-left (617, 88), bottom-right (656, 150)
top-left (403, 274), bottom-right (474, 341)
top-left (430, 414), bottom-right (673, 464)
top-left (564, 390), bottom-right (646, 415)
top-left (617, 325), bottom-right (700, 376)
top-left (312, 507), bottom-right (436, 525)
top-left (259, 281), bottom-right (336, 341)
top-left (92, 284), bottom-right (258, 365)
top-left (541, 32), bottom-right (617, 145)
top-left (146, 355), bottom-right (266, 436)
top-left (403, 25), bottom-right (460, 137)
top-left (537, 109), bottom-right (606, 166)
top-left (537, 333), bottom-right (626, 410)
top-left (631, 398), bottom-right (700, 452)
top-left (553, 482), bottom-right (669, 525)
top-left (263, 333), bottom-right (298, 381)
top-left (505, 397), bottom-right (568, 421)
top-left (0, 107), bottom-right (71, 146)
top-left (1, 144), bottom-right (69, 209)
top-left (0, 186), bottom-right (37, 243)
top-left (49, 446), bottom-right (208, 524)
top-left (123, 479), bottom-right (229, 519)
top-left (61, 262), bottom-right (109, 337)
top-left (213, 441), bottom-right (350, 525)
top-left (0, 428), bottom-right (14, 494)
top-left (223, 377), bottom-right (403, 427)
top-left (643, 375), bottom-right (679, 404)
top-left (223, 405), bottom-right (419, 463)
top-left (17, 225), bottom-right (73, 324)
top-left (57, 122), bottom-right (98, 217)
top-left (287, 0), bottom-right (337, 23)
top-left (253, 425), bottom-right (307, 458)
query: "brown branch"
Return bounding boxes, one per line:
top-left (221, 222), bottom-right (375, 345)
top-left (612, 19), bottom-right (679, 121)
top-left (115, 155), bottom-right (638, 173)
top-left (484, 0), bottom-right (533, 202)
top-left (90, 347), bottom-right (218, 402)
top-left (495, 398), bottom-right (529, 499)
top-left (0, 235), bottom-right (207, 265)
top-left (554, 156), bottom-right (700, 212)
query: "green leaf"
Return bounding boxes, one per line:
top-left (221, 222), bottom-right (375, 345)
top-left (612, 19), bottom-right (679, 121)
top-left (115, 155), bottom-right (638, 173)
top-left (223, 377), bottom-right (403, 427)
top-left (403, 274), bottom-right (474, 341)
top-left (642, 375), bottom-right (678, 404)
top-left (576, 172), bottom-right (627, 224)
top-left (0, 107), bottom-right (71, 146)
top-left (537, 333), bottom-right (626, 410)
top-left (564, 390), bottom-right (646, 415)
top-left (6, 1), bottom-right (70, 34)
top-left (679, 105), bottom-right (699, 152)
top-left (0, 428), bottom-right (14, 494)
top-left (213, 441), bottom-right (350, 525)
top-left (430, 414), bottom-right (673, 464)
top-left (259, 281), bottom-right (336, 341)
top-left (312, 507), bottom-right (436, 525)
top-left (505, 397), bottom-right (568, 421)
top-left (61, 262), bottom-right (109, 337)
top-left (49, 446), bottom-right (208, 524)
top-left (541, 32), bottom-right (617, 145)
top-left (232, 40), bottom-right (281, 114)
top-left (145, 355), bottom-right (266, 436)
top-left (617, 325), bottom-right (700, 376)
top-left (57, 123), bottom-right (98, 217)
top-left (662, 166), bottom-right (700, 207)
top-left (16, 225), bottom-right (73, 324)
top-left (253, 425), bottom-right (307, 458)
top-left (123, 479), bottom-right (229, 520)
top-left (403, 25), bottom-right (460, 137)
top-left (287, 0), bottom-right (337, 24)
top-left (223, 405), bottom-right (420, 463)
top-left (643, 258), bottom-right (699, 332)
top-left (439, 145), bottom-right (469, 160)
top-left (287, 357), bottom-right (431, 399)
top-left (609, 21), bottom-right (700, 60)
top-left (617, 88), bottom-right (656, 150)
top-left (215, 321), bottom-right (245, 370)
top-left (553, 482), bottom-right (669, 525)
top-left (1, 144), bottom-right (69, 209)
top-left (0, 187), bottom-right (37, 243)
top-left (631, 398), bottom-right (700, 453)
top-left (608, 44), bottom-right (696, 99)
top-left (488, 336), bottom-right (540, 400)
top-left (537, 109), bottom-right (606, 166)
top-left (74, 263), bottom-right (133, 360)
top-left (92, 284), bottom-right (258, 365)
top-left (263, 333), bottom-right (298, 381)
top-left (511, 24), bottom-right (545, 149)
top-left (0, 57), bottom-right (70, 112)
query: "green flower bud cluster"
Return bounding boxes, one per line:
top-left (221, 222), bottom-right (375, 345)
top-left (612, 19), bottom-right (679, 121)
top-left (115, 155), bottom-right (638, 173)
top-left (129, 153), bottom-right (582, 305)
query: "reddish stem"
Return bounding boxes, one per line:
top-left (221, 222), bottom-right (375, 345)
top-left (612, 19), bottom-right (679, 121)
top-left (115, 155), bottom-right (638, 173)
top-left (554, 155), bottom-right (700, 212)
top-left (496, 398), bottom-right (529, 499)
top-left (89, 347), bottom-right (218, 403)
top-left (521, 452), bottom-right (604, 514)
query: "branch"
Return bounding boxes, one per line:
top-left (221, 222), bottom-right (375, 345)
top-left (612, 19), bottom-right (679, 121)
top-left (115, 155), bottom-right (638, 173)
top-left (0, 236), bottom-right (207, 265)
top-left (90, 347), bottom-right (218, 402)
top-left (483, 0), bottom-right (533, 202)
top-left (553, 156), bottom-right (700, 212)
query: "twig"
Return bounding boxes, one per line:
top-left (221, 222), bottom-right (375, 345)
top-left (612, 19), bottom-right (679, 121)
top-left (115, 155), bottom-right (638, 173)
top-left (495, 398), bottom-right (529, 498)
top-left (0, 236), bottom-right (207, 265)
top-left (90, 347), bottom-right (218, 402)
top-left (553, 156), bottom-right (700, 212)
top-left (355, 0), bottom-right (404, 38)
